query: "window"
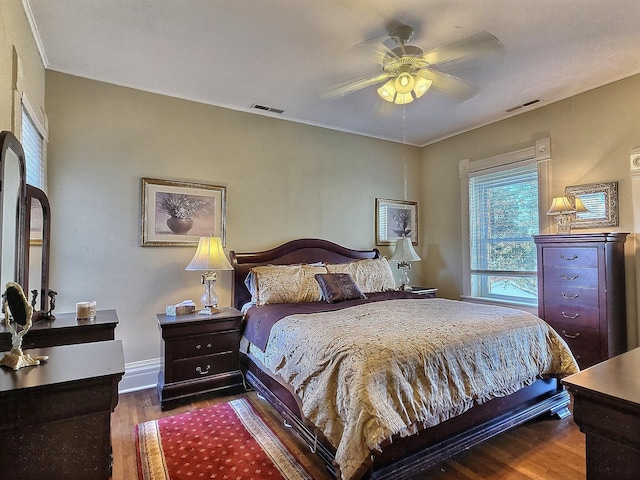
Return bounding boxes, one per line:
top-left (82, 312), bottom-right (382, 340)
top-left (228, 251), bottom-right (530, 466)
top-left (460, 139), bottom-right (551, 309)
top-left (21, 104), bottom-right (46, 191)
top-left (469, 163), bottom-right (538, 304)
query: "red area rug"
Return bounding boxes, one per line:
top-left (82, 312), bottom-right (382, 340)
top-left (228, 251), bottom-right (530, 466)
top-left (135, 398), bottom-right (313, 480)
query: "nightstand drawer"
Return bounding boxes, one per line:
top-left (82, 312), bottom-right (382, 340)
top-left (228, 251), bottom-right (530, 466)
top-left (552, 322), bottom-right (600, 353)
top-left (542, 247), bottom-right (597, 268)
top-left (543, 303), bottom-right (600, 329)
top-left (542, 284), bottom-right (599, 308)
top-left (541, 266), bottom-right (598, 288)
top-left (171, 331), bottom-right (239, 359)
top-left (171, 351), bottom-right (238, 382)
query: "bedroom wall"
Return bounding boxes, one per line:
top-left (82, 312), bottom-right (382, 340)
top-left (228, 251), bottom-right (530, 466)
top-left (421, 74), bottom-right (640, 349)
top-left (44, 71), bottom-right (423, 370)
top-left (0, 0), bottom-right (45, 132)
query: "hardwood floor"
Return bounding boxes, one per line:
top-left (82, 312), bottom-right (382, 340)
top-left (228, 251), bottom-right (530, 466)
top-left (112, 388), bottom-right (586, 480)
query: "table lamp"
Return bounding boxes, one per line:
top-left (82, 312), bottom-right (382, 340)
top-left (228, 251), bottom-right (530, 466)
top-left (390, 236), bottom-right (421, 291)
top-left (185, 236), bottom-right (232, 314)
top-left (547, 196), bottom-right (588, 234)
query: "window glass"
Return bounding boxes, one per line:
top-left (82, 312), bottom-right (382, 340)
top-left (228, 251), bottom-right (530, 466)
top-left (468, 163), bottom-right (539, 304)
top-left (21, 106), bottom-right (45, 190)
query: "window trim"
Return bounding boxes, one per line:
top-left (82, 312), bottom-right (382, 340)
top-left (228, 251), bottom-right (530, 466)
top-left (459, 138), bottom-right (552, 312)
top-left (11, 47), bottom-right (48, 192)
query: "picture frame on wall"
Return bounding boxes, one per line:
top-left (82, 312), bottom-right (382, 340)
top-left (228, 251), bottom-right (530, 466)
top-left (141, 177), bottom-right (226, 247)
top-left (565, 181), bottom-right (619, 229)
top-left (375, 198), bottom-right (418, 246)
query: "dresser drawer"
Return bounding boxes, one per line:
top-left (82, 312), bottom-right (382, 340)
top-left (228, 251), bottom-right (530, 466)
top-left (551, 322), bottom-right (600, 353)
top-left (542, 247), bottom-right (597, 268)
top-left (171, 351), bottom-right (239, 382)
top-left (170, 331), bottom-right (239, 359)
top-left (542, 266), bottom-right (598, 288)
top-left (543, 303), bottom-right (600, 329)
top-left (542, 284), bottom-right (599, 309)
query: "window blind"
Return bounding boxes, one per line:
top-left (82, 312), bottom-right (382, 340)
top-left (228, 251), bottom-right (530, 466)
top-left (21, 106), bottom-right (45, 190)
top-left (469, 163), bottom-right (539, 302)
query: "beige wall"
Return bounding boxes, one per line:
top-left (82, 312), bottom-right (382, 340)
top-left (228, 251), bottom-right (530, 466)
top-left (44, 72), bottom-right (423, 363)
top-left (421, 75), bottom-right (640, 348)
top-left (0, 0), bottom-right (45, 132)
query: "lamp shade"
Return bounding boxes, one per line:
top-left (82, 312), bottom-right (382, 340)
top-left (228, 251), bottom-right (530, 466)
top-left (546, 196), bottom-right (575, 215)
top-left (390, 236), bottom-right (421, 263)
top-left (573, 196), bottom-right (589, 213)
top-left (185, 236), bottom-right (232, 271)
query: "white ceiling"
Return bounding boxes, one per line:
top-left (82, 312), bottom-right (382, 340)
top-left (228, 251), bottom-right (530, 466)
top-left (23, 0), bottom-right (640, 146)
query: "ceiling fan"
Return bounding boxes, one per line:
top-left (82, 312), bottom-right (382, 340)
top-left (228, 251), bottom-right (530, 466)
top-left (325, 24), bottom-right (504, 105)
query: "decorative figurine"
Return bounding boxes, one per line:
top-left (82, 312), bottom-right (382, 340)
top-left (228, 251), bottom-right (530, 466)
top-left (0, 282), bottom-right (48, 370)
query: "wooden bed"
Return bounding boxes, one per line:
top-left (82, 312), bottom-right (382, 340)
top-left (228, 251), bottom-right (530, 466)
top-left (230, 238), bottom-right (573, 480)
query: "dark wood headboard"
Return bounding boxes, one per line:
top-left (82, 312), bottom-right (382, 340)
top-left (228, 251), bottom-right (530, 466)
top-left (229, 238), bottom-right (380, 310)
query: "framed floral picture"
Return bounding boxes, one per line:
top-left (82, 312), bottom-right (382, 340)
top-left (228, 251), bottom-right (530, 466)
top-left (141, 177), bottom-right (226, 247)
top-left (375, 198), bottom-right (418, 246)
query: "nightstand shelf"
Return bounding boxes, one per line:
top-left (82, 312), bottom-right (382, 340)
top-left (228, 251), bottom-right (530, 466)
top-left (409, 286), bottom-right (438, 297)
top-left (157, 307), bottom-right (244, 410)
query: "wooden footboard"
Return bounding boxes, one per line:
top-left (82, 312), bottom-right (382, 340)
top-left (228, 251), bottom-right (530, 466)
top-left (241, 352), bottom-right (570, 480)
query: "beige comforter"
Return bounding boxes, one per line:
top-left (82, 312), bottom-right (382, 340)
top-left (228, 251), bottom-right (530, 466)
top-left (262, 298), bottom-right (579, 480)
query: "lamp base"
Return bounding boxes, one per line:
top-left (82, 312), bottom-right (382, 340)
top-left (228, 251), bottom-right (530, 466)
top-left (554, 213), bottom-right (574, 234)
top-left (198, 306), bottom-right (220, 315)
top-left (397, 262), bottom-right (412, 291)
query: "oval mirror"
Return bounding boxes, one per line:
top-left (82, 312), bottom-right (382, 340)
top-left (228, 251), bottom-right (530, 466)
top-left (25, 184), bottom-right (51, 318)
top-left (0, 131), bottom-right (27, 311)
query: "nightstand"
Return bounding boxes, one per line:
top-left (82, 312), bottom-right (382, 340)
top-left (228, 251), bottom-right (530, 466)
top-left (157, 307), bottom-right (244, 410)
top-left (409, 286), bottom-right (438, 298)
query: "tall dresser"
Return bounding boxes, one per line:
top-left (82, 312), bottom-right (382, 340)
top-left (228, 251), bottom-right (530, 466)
top-left (534, 233), bottom-right (628, 369)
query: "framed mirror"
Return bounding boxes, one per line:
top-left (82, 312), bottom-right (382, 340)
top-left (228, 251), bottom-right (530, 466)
top-left (25, 184), bottom-right (51, 318)
top-left (0, 131), bottom-right (27, 309)
top-left (565, 181), bottom-right (619, 229)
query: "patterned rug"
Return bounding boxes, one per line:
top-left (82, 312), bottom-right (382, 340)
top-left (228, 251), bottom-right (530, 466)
top-left (135, 398), bottom-right (314, 480)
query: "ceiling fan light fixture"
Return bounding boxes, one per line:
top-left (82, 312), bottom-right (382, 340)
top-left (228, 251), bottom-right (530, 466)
top-left (394, 91), bottom-right (414, 105)
top-left (377, 79), bottom-right (397, 103)
top-left (394, 72), bottom-right (415, 94)
top-left (414, 77), bottom-right (432, 98)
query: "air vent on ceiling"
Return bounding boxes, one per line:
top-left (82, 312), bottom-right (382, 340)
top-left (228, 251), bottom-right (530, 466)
top-left (505, 99), bottom-right (541, 113)
top-left (251, 103), bottom-right (285, 114)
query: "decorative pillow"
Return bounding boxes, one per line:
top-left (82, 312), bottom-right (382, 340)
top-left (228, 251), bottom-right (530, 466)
top-left (325, 257), bottom-right (396, 293)
top-left (315, 273), bottom-right (367, 303)
top-left (250, 264), bottom-right (328, 305)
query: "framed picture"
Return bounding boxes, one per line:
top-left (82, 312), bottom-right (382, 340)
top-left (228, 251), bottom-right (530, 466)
top-left (565, 181), bottom-right (618, 229)
top-left (375, 198), bottom-right (418, 246)
top-left (141, 177), bottom-right (227, 247)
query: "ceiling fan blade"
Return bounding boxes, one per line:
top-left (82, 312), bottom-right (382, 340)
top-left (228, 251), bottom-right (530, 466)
top-left (354, 39), bottom-right (401, 63)
top-left (417, 68), bottom-right (479, 101)
top-left (422, 31), bottom-right (504, 67)
top-left (321, 72), bottom-right (391, 98)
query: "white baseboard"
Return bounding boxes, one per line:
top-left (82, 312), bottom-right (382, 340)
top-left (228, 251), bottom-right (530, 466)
top-left (119, 357), bottom-right (160, 394)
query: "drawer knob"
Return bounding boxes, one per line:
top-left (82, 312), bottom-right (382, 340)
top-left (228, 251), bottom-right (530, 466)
top-left (195, 344), bottom-right (201, 349)
top-left (561, 292), bottom-right (579, 300)
top-left (560, 273), bottom-right (579, 280)
top-left (560, 254), bottom-right (579, 261)
top-left (196, 365), bottom-right (211, 375)
top-left (207, 343), bottom-right (212, 348)
top-left (562, 330), bottom-right (580, 339)
top-left (561, 311), bottom-right (580, 319)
